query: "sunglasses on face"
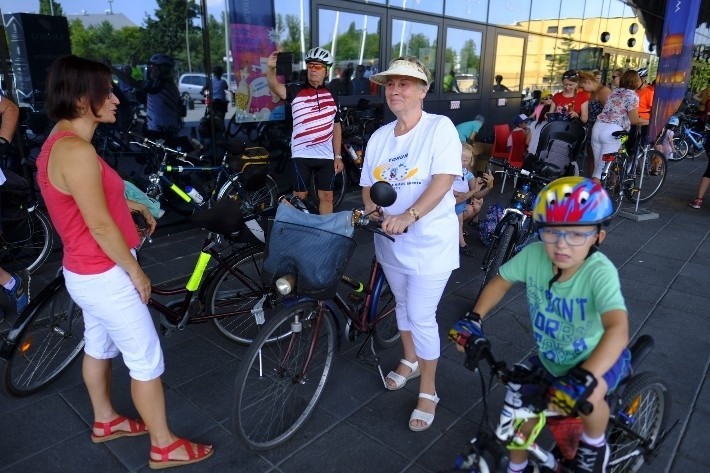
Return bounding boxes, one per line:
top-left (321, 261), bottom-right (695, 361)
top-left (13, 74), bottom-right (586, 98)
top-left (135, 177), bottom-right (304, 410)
top-left (307, 63), bottom-right (325, 71)
top-left (612, 75), bottom-right (619, 79)
top-left (562, 72), bottom-right (578, 80)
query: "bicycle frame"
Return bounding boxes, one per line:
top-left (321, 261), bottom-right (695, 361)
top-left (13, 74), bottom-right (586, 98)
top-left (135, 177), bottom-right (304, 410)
top-left (682, 126), bottom-right (704, 149)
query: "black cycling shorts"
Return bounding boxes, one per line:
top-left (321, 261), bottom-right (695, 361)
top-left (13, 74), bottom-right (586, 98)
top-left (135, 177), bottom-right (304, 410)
top-left (292, 158), bottom-right (335, 192)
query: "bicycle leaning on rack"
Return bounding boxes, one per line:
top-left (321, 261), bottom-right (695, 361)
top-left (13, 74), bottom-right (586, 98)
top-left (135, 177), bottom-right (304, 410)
top-left (445, 334), bottom-right (674, 473)
top-left (479, 158), bottom-right (561, 290)
top-left (670, 112), bottom-right (706, 161)
top-left (599, 129), bottom-right (667, 217)
top-left (1, 201), bottom-right (282, 396)
top-left (230, 181), bottom-right (401, 450)
top-left (130, 131), bottom-right (278, 218)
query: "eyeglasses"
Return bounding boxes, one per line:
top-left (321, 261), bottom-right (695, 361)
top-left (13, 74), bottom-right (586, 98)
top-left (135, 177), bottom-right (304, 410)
top-left (307, 63), bottom-right (326, 71)
top-left (538, 228), bottom-right (598, 246)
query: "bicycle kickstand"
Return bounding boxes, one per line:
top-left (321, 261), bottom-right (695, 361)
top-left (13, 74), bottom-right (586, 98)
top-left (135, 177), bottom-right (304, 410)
top-left (354, 332), bottom-right (388, 389)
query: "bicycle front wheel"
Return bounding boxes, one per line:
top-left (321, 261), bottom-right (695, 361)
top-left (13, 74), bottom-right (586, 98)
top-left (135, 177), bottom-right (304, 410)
top-left (625, 150), bottom-right (666, 203)
top-left (206, 247), bottom-right (270, 345)
top-left (0, 208), bottom-right (54, 274)
top-left (231, 301), bottom-right (336, 450)
top-left (670, 137), bottom-right (688, 160)
top-left (607, 372), bottom-right (670, 473)
top-left (4, 277), bottom-right (84, 396)
top-left (602, 157), bottom-right (625, 217)
top-left (481, 223), bottom-right (515, 289)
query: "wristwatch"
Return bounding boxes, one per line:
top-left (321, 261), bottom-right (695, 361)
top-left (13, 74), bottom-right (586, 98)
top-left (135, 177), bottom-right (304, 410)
top-left (408, 207), bottom-right (420, 221)
top-left (334, 154), bottom-right (342, 159)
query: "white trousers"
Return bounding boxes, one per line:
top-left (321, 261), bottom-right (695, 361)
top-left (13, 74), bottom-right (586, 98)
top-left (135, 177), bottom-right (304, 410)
top-left (64, 264), bottom-right (164, 381)
top-left (591, 121), bottom-right (624, 179)
top-left (380, 267), bottom-right (451, 360)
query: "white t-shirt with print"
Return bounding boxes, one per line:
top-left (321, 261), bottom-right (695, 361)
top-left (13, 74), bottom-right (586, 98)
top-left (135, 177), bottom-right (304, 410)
top-left (360, 112), bottom-right (461, 275)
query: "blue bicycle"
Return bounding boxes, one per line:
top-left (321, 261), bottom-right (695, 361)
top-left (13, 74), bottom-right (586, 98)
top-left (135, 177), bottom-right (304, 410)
top-left (672, 113), bottom-right (706, 160)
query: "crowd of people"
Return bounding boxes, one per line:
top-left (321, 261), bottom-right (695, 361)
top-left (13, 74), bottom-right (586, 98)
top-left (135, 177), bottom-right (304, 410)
top-left (2, 45), bottom-right (709, 472)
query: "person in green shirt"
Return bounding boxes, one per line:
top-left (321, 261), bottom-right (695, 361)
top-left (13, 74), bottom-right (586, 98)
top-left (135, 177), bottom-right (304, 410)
top-left (443, 69), bottom-right (460, 93)
top-left (450, 176), bottom-right (630, 473)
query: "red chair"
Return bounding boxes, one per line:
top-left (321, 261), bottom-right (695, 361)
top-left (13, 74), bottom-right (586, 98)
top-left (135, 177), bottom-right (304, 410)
top-left (500, 129), bottom-right (527, 193)
top-left (491, 124), bottom-right (511, 159)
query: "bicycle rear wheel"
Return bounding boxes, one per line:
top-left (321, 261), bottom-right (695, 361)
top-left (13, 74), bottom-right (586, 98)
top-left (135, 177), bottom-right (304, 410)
top-left (231, 300), bottom-right (335, 450)
top-left (625, 150), bottom-right (666, 203)
top-left (4, 276), bottom-right (84, 396)
top-left (372, 279), bottom-right (399, 349)
top-left (607, 372), bottom-right (670, 473)
top-left (0, 208), bottom-right (54, 274)
top-left (670, 137), bottom-right (688, 160)
top-left (217, 172), bottom-right (278, 215)
top-left (602, 157), bottom-right (625, 217)
top-left (206, 247), bottom-right (271, 345)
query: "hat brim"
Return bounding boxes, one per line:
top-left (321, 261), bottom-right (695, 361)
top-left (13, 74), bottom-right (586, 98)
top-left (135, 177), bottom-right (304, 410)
top-left (369, 60), bottom-right (429, 87)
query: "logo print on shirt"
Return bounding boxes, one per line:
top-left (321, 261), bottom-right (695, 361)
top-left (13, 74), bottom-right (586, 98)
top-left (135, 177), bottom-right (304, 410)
top-left (373, 163), bottom-right (418, 182)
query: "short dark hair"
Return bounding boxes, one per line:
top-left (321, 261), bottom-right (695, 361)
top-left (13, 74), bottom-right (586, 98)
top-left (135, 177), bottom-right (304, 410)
top-left (45, 55), bottom-right (112, 121)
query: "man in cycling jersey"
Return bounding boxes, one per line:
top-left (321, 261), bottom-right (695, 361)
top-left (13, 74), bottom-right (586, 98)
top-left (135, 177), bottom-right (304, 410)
top-left (266, 47), bottom-right (343, 214)
top-left (0, 92), bottom-right (30, 322)
top-left (451, 177), bottom-right (630, 473)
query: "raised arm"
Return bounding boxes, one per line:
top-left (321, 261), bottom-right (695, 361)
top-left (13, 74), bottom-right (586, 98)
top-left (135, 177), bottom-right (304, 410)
top-left (266, 51), bottom-right (287, 101)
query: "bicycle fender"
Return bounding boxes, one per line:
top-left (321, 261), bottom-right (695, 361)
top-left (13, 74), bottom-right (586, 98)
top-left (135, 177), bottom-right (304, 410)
top-left (366, 267), bottom-right (387, 323)
top-left (0, 274), bottom-right (67, 360)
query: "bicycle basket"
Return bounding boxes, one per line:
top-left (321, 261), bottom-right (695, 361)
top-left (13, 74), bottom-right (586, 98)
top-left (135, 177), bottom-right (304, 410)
top-left (262, 202), bottom-right (356, 299)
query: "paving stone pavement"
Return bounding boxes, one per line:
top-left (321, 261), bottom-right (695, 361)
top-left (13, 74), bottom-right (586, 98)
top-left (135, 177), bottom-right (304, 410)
top-left (1, 152), bottom-right (709, 472)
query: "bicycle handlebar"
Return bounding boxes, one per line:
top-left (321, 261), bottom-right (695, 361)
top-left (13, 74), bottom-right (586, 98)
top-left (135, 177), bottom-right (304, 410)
top-left (488, 158), bottom-right (557, 185)
top-left (465, 337), bottom-right (593, 416)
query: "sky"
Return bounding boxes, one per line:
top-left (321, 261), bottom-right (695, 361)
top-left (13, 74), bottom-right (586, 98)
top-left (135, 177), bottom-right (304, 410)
top-left (1, 0), bottom-right (226, 27)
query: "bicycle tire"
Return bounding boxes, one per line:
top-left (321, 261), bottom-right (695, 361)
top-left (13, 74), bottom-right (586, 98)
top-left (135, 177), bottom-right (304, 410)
top-left (372, 279), bottom-right (399, 349)
top-left (0, 208), bottom-right (54, 274)
top-left (602, 156), bottom-right (625, 218)
top-left (206, 247), bottom-right (272, 345)
top-left (607, 372), bottom-right (670, 473)
top-left (217, 173), bottom-right (278, 215)
top-left (231, 300), bottom-right (336, 450)
top-left (481, 223), bottom-right (515, 289)
top-left (4, 276), bottom-right (84, 396)
top-left (310, 166), bottom-right (347, 211)
top-left (625, 149), bottom-right (666, 203)
top-left (670, 137), bottom-right (688, 160)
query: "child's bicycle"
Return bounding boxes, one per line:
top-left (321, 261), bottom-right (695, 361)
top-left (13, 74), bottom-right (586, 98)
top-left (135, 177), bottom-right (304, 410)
top-left (446, 334), bottom-right (674, 472)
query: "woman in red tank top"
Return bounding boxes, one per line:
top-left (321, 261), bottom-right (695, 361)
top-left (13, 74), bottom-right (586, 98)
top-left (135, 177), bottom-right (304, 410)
top-left (39, 55), bottom-right (213, 469)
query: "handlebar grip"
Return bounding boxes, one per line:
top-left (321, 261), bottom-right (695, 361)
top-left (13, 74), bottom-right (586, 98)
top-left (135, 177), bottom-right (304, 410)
top-left (577, 400), bottom-right (593, 416)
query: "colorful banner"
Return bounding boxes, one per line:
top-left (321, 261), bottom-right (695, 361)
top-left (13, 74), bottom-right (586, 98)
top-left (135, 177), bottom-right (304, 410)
top-left (229, 0), bottom-right (285, 122)
top-left (649, 0), bottom-right (702, 142)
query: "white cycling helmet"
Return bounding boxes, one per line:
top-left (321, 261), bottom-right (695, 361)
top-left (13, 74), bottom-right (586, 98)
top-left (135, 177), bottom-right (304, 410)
top-left (305, 47), bottom-right (334, 67)
top-left (668, 115), bottom-right (679, 126)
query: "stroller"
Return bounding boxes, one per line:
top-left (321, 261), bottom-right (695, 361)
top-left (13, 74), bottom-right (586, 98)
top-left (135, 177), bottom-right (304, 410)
top-left (526, 120), bottom-right (586, 177)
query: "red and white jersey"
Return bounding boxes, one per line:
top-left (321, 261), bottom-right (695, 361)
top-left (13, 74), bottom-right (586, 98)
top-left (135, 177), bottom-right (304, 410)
top-left (285, 82), bottom-right (342, 159)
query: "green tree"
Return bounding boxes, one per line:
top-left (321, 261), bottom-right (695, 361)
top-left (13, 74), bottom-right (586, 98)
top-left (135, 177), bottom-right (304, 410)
top-left (39, 0), bottom-right (65, 16)
top-left (142, 0), bottom-right (198, 58)
top-left (276, 14), bottom-right (309, 64)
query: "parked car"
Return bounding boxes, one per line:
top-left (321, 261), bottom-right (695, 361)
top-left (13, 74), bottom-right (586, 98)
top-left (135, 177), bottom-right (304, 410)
top-left (178, 73), bottom-right (208, 102)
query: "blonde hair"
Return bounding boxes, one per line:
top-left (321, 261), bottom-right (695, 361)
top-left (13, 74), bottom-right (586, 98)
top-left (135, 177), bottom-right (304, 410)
top-left (577, 71), bottom-right (596, 84)
top-left (462, 143), bottom-right (476, 170)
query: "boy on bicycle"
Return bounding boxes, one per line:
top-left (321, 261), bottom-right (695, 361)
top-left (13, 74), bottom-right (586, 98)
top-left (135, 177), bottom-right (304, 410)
top-left (451, 177), bottom-right (630, 473)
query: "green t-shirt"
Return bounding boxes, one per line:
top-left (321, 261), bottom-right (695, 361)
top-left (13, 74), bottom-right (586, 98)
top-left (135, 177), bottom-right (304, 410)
top-left (498, 242), bottom-right (627, 377)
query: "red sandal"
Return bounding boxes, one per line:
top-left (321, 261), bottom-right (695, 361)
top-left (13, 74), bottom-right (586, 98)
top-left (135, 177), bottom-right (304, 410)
top-left (91, 415), bottom-right (148, 443)
top-left (149, 438), bottom-right (214, 470)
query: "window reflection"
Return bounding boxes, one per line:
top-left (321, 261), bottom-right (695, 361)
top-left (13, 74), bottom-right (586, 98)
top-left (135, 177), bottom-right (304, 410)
top-left (390, 19), bottom-right (438, 93)
top-left (493, 35), bottom-right (524, 92)
top-left (389, 0), bottom-right (443, 15)
top-left (274, 0), bottom-right (310, 66)
top-left (487, 0), bottom-right (531, 31)
top-left (445, 0), bottom-right (487, 23)
top-left (443, 27), bottom-right (482, 94)
top-left (317, 9), bottom-right (381, 97)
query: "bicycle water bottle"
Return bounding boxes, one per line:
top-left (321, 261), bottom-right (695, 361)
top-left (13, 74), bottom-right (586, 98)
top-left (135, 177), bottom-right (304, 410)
top-left (344, 142), bottom-right (360, 164)
top-left (185, 186), bottom-right (204, 205)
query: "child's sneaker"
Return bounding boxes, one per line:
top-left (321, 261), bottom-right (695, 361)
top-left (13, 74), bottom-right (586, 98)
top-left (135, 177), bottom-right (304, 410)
top-left (2, 269), bottom-right (30, 315)
top-left (571, 441), bottom-right (609, 473)
top-left (689, 198), bottom-right (702, 209)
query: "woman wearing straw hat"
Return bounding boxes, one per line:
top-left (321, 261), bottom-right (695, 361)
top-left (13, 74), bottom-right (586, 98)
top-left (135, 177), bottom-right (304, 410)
top-left (360, 56), bottom-right (461, 432)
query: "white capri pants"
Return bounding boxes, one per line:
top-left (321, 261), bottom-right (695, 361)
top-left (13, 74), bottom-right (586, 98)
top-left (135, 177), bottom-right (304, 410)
top-left (591, 121), bottom-right (624, 179)
top-left (64, 263), bottom-right (164, 382)
top-left (380, 267), bottom-right (451, 360)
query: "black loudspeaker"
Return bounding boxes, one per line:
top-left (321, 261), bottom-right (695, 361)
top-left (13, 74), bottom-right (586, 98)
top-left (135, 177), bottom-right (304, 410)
top-left (2, 13), bottom-right (71, 108)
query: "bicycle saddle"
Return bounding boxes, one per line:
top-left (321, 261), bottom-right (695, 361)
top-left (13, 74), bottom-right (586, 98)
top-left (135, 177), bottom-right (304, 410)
top-left (612, 130), bottom-right (629, 138)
